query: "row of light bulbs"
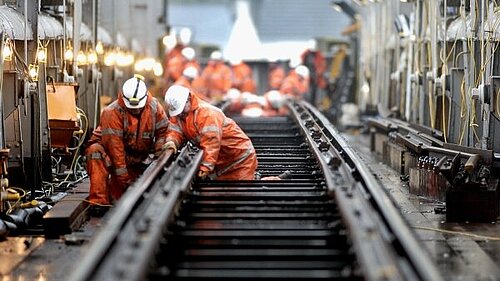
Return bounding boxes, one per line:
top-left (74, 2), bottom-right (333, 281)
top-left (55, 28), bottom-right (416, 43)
top-left (134, 58), bottom-right (163, 77)
top-left (3, 39), bottom-right (164, 80)
top-left (2, 39), bottom-right (137, 67)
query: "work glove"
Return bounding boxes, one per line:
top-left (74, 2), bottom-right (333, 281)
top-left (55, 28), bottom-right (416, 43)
top-left (197, 170), bottom-right (210, 180)
top-left (142, 153), bottom-right (155, 165)
top-left (162, 141), bottom-right (177, 154)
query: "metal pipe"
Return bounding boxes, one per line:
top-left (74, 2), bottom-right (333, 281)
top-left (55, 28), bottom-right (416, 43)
top-left (73, 0), bottom-right (82, 76)
top-left (24, 0), bottom-right (27, 63)
top-left (464, 154), bottom-right (481, 173)
top-left (63, 0), bottom-right (66, 73)
top-left (0, 33), bottom-right (5, 148)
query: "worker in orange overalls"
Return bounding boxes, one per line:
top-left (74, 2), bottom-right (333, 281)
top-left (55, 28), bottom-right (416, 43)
top-left (267, 61), bottom-right (286, 90)
top-left (174, 66), bottom-right (208, 101)
top-left (86, 75), bottom-right (169, 214)
top-left (181, 47), bottom-right (200, 72)
top-left (301, 44), bottom-right (327, 105)
top-left (301, 47), bottom-right (327, 89)
top-left (240, 93), bottom-right (265, 118)
top-left (162, 42), bottom-right (186, 88)
top-left (263, 90), bottom-right (288, 116)
top-left (280, 65), bottom-right (310, 100)
top-left (229, 58), bottom-right (256, 93)
top-left (223, 88), bottom-right (245, 115)
top-left (163, 85), bottom-right (257, 180)
top-left (200, 51), bottom-right (232, 103)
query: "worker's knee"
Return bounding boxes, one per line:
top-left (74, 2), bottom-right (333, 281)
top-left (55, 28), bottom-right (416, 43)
top-left (86, 143), bottom-right (111, 167)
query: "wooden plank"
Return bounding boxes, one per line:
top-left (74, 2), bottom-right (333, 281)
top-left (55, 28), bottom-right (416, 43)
top-left (70, 179), bottom-right (90, 193)
top-left (43, 193), bottom-right (89, 238)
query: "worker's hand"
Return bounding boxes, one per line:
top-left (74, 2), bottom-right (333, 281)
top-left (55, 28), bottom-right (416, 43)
top-left (261, 176), bottom-right (281, 180)
top-left (142, 153), bottom-right (155, 165)
top-left (162, 141), bottom-right (177, 154)
top-left (197, 170), bottom-right (210, 180)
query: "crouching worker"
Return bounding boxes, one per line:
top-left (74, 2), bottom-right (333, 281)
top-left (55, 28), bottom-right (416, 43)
top-left (163, 85), bottom-right (258, 180)
top-left (86, 75), bottom-right (169, 215)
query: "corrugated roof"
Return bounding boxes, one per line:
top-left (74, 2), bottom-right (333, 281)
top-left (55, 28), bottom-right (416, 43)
top-left (98, 26), bottom-right (112, 45)
top-left (63, 17), bottom-right (92, 41)
top-left (0, 5), bottom-right (33, 40)
top-left (116, 32), bottom-right (128, 49)
top-left (38, 13), bottom-right (64, 39)
top-left (256, 0), bottom-right (349, 42)
top-left (131, 38), bottom-right (142, 54)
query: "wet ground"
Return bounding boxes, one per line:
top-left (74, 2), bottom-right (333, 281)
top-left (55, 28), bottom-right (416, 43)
top-left (344, 130), bottom-right (500, 281)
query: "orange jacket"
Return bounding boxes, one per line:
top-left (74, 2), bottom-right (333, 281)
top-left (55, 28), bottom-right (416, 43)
top-left (185, 60), bottom-right (201, 72)
top-left (280, 71), bottom-right (309, 99)
top-left (263, 91), bottom-right (288, 116)
top-left (166, 94), bottom-right (256, 177)
top-left (268, 65), bottom-right (285, 90)
top-left (163, 44), bottom-right (185, 82)
top-left (174, 76), bottom-right (209, 102)
top-left (166, 54), bottom-right (186, 82)
top-left (200, 61), bottom-right (232, 102)
top-left (301, 49), bottom-right (327, 89)
top-left (231, 62), bottom-right (256, 93)
top-left (99, 94), bottom-right (169, 186)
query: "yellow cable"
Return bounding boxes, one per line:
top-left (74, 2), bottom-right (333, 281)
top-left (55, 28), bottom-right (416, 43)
top-left (441, 87), bottom-right (448, 143)
top-left (7, 187), bottom-right (26, 198)
top-left (61, 107), bottom-right (89, 184)
top-left (426, 41), bottom-right (436, 129)
top-left (438, 25), bottom-right (461, 143)
top-left (412, 225), bottom-right (500, 241)
top-left (459, 78), bottom-right (467, 145)
top-left (496, 88), bottom-right (500, 118)
top-left (59, 198), bottom-right (113, 207)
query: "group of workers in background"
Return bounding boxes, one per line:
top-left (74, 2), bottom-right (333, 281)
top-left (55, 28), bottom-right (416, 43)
top-left (85, 42), bottom-right (328, 215)
top-left (161, 40), bottom-right (328, 119)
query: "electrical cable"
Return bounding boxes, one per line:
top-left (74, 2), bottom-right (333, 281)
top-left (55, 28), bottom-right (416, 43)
top-left (57, 198), bottom-right (113, 207)
top-left (57, 107), bottom-right (89, 189)
top-left (412, 226), bottom-right (500, 241)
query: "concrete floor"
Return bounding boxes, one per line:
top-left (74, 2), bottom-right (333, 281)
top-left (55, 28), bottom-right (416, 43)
top-left (344, 131), bottom-right (500, 281)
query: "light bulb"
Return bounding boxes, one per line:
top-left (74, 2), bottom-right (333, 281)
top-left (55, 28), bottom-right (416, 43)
top-left (77, 51), bottom-right (87, 65)
top-left (64, 48), bottom-right (73, 61)
top-left (104, 52), bottom-right (116, 66)
top-left (28, 64), bottom-right (39, 81)
top-left (153, 62), bottom-right (163, 77)
top-left (37, 48), bottom-right (47, 63)
top-left (95, 41), bottom-right (104, 55)
top-left (2, 44), bottom-right (12, 61)
top-left (87, 50), bottom-right (98, 64)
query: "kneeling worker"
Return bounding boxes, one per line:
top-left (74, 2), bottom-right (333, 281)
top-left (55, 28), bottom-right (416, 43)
top-left (163, 85), bottom-right (258, 180)
top-left (86, 75), bottom-right (169, 212)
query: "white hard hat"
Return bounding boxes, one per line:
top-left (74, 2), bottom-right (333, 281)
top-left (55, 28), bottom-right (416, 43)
top-left (295, 65), bottom-right (310, 78)
top-left (165, 85), bottom-right (190, 117)
top-left (243, 93), bottom-right (265, 106)
top-left (183, 66), bottom-right (198, 79)
top-left (122, 75), bottom-right (148, 109)
top-left (265, 90), bottom-right (285, 109)
top-left (307, 39), bottom-right (317, 51)
top-left (224, 88), bottom-right (241, 101)
top-left (228, 57), bottom-right (242, 66)
top-left (181, 47), bottom-right (196, 60)
top-left (289, 57), bottom-right (301, 69)
top-left (210, 50), bottom-right (222, 60)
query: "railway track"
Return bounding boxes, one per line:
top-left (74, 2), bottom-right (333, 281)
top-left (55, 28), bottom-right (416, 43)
top-left (70, 101), bottom-right (444, 281)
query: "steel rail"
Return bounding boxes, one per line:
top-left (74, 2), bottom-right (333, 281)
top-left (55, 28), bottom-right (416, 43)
top-left (69, 146), bottom-right (203, 281)
top-left (70, 101), bottom-right (443, 281)
top-left (294, 101), bottom-right (443, 281)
